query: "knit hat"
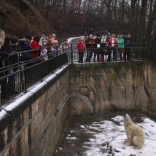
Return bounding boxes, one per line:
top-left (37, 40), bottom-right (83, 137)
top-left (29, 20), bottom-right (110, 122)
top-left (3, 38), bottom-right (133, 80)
top-left (25, 34), bottom-right (32, 40)
top-left (80, 36), bottom-right (84, 40)
top-left (11, 36), bottom-right (19, 44)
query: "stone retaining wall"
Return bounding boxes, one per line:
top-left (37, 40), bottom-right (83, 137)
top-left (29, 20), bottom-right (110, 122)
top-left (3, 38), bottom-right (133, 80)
top-left (0, 66), bottom-right (69, 156)
top-left (69, 61), bottom-right (156, 118)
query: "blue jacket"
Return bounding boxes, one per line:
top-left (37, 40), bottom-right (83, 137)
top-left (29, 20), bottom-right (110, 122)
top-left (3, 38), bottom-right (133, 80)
top-left (20, 40), bottom-right (33, 60)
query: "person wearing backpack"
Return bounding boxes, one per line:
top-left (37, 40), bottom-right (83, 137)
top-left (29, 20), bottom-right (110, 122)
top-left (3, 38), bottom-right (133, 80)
top-left (107, 34), bottom-right (117, 62)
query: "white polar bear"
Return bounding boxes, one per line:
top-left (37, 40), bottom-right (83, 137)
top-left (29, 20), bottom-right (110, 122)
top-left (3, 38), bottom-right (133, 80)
top-left (123, 114), bottom-right (145, 149)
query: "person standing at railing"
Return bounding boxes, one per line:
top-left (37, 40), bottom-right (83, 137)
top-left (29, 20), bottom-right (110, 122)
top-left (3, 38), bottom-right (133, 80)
top-left (30, 34), bottom-right (41, 61)
top-left (85, 34), bottom-right (95, 62)
top-left (94, 34), bottom-right (101, 62)
top-left (0, 30), bottom-right (8, 99)
top-left (49, 34), bottom-right (59, 57)
top-left (8, 36), bottom-right (19, 95)
top-left (124, 34), bottom-right (132, 61)
top-left (19, 34), bottom-right (33, 63)
top-left (0, 34), bottom-right (11, 66)
top-left (60, 39), bottom-right (70, 53)
top-left (19, 34), bottom-right (33, 84)
top-left (107, 34), bottom-right (117, 62)
top-left (76, 37), bottom-right (86, 63)
top-left (116, 35), bottom-right (125, 61)
top-left (38, 31), bottom-right (46, 46)
top-left (10, 36), bottom-right (19, 67)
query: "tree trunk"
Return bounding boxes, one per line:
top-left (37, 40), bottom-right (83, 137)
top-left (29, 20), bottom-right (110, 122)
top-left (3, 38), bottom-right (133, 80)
top-left (130, 0), bottom-right (137, 39)
top-left (146, 0), bottom-right (156, 44)
top-left (138, 0), bottom-right (148, 43)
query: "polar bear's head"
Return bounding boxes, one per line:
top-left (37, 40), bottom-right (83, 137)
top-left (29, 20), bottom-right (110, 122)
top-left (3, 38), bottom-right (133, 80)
top-left (124, 114), bottom-right (131, 122)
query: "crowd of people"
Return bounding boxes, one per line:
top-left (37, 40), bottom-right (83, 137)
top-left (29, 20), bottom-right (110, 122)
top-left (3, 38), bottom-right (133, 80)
top-left (0, 29), bottom-right (69, 98)
top-left (0, 28), bottom-right (132, 98)
top-left (76, 33), bottom-right (132, 63)
top-left (0, 30), bottom-right (70, 69)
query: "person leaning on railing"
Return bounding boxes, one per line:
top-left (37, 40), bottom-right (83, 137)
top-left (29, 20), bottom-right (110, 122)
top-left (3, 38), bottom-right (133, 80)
top-left (19, 34), bottom-right (33, 66)
top-left (76, 36), bottom-right (86, 63)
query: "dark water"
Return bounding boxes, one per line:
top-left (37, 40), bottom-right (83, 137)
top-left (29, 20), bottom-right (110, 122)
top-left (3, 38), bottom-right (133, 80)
top-left (53, 112), bottom-right (155, 156)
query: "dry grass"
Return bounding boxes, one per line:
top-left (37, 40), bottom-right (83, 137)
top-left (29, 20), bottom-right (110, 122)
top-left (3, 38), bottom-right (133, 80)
top-left (0, 0), bottom-right (50, 37)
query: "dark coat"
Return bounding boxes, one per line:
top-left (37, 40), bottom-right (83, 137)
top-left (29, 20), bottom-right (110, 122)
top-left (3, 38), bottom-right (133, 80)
top-left (20, 40), bottom-right (33, 60)
top-left (85, 38), bottom-right (95, 49)
top-left (124, 37), bottom-right (132, 48)
top-left (94, 37), bottom-right (101, 47)
top-left (9, 45), bottom-right (19, 71)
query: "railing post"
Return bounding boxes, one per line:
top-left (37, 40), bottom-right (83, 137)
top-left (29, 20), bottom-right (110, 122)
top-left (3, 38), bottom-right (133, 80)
top-left (131, 47), bottom-right (133, 61)
top-left (70, 43), bottom-right (73, 64)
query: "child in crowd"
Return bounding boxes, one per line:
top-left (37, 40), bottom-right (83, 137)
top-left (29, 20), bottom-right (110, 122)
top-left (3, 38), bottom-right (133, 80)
top-left (40, 48), bottom-right (48, 61)
top-left (41, 39), bottom-right (47, 50)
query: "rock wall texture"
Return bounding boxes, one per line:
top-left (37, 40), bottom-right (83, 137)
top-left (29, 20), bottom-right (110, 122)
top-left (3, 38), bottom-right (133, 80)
top-left (0, 70), bottom-right (69, 156)
top-left (69, 62), bottom-right (156, 117)
top-left (1, 61), bottom-right (156, 156)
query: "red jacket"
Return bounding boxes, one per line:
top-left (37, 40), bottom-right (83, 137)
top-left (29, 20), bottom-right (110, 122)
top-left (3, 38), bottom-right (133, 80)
top-left (76, 40), bottom-right (86, 52)
top-left (108, 38), bottom-right (117, 48)
top-left (30, 40), bottom-right (40, 58)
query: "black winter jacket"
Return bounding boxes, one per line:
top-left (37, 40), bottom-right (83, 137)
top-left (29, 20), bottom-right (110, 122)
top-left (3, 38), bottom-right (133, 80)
top-left (19, 40), bottom-right (32, 60)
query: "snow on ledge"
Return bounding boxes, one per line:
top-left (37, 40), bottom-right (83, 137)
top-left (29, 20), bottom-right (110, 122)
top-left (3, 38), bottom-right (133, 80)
top-left (1, 65), bottom-right (69, 113)
top-left (0, 110), bottom-right (8, 120)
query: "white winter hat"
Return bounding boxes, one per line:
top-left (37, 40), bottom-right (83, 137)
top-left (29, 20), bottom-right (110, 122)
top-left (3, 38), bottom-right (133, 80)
top-left (80, 36), bottom-right (84, 40)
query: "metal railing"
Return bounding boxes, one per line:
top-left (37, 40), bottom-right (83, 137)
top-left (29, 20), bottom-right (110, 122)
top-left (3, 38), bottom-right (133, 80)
top-left (0, 46), bottom-right (69, 106)
top-left (71, 43), bottom-right (151, 62)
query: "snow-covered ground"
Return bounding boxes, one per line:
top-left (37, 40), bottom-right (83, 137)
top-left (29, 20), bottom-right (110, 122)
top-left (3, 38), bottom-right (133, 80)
top-left (65, 115), bottom-right (156, 156)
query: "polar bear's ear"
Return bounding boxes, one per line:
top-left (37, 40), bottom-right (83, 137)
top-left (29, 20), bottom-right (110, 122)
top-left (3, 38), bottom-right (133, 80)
top-left (126, 114), bottom-right (130, 120)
